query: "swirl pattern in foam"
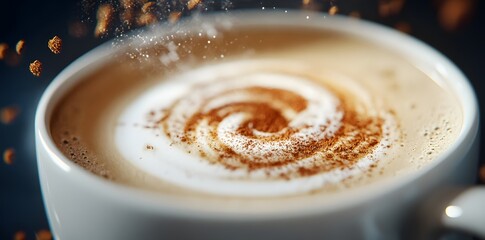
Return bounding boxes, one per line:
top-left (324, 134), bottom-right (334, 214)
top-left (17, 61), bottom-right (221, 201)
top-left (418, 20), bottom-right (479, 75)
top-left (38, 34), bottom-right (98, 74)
top-left (115, 60), bottom-right (399, 196)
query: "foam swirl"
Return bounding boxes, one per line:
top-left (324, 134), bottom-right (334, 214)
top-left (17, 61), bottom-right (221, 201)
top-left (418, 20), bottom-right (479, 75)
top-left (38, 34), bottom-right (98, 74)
top-left (116, 60), bottom-right (398, 196)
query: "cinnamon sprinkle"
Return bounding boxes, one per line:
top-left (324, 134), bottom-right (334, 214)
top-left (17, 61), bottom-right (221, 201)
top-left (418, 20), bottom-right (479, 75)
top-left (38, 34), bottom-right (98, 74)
top-left (29, 60), bottom-right (42, 77)
top-left (95, 4), bottom-right (114, 37)
top-left (68, 21), bottom-right (88, 38)
top-left (479, 165), bottom-right (485, 183)
top-left (379, 0), bottom-right (405, 18)
top-left (349, 11), bottom-right (361, 18)
top-left (3, 148), bottom-right (15, 165)
top-left (16, 40), bottom-right (25, 55)
top-left (168, 12), bottom-right (182, 24)
top-left (158, 81), bottom-right (388, 179)
top-left (48, 36), bottom-right (62, 54)
top-left (142, 2), bottom-right (156, 13)
top-left (302, 0), bottom-right (311, 5)
top-left (329, 6), bottom-right (338, 15)
top-left (1, 106), bottom-right (20, 124)
top-left (438, 0), bottom-right (474, 31)
top-left (395, 21), bottom-right (412, 34)
top-left (187, 0), bottom-right (201, 10)
top-left (137, 13), bottom-right (157, 26)
top-left (0, 43), bottom-right (7, 60)
top-left (119, 0), bottom-right (135, 26)
top-left (14, 231), bottom-right (26, 240)
top-left (36, 229), bottom-right (52, 240)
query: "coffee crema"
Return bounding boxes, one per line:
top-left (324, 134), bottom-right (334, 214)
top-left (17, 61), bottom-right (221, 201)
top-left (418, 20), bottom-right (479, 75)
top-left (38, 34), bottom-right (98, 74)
top-left (51, 22), bottom-right (462, 200)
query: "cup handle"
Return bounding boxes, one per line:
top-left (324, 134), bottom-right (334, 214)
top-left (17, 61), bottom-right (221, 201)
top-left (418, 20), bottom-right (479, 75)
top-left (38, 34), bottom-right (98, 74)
top-left (440, 187), bottom-right (485, 238)
top-left (414, 186), bottom-right (485, 239)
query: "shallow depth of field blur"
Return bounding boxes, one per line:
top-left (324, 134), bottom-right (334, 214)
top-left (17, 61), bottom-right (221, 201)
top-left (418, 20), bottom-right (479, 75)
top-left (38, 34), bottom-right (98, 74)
top-left (1, 0), bottom-right (484, 239)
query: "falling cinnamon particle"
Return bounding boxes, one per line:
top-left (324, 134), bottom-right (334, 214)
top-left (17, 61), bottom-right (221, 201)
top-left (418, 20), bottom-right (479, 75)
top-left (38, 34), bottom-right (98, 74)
top-left (146, 144), bottom-right (154, 150)
top-left (121, 10), bottom-right (135, 26)
top-left (36, 229), bottom-right (52, 240)
top-left (95, 4), bottom-right (114, 37)
top-left (119, 0), bottom-right (135, 9)
top-left (349, 11), bottom-right (361, 18)
top-left (4, 50), bottom-right (21, 66)
top-left (0, 43), bottom-right (8, 60)
top-left (69, 21), bottom-right (88, 38)
top-left (438, 0), bottom-right (473, 32)
top-left (142, 2), bottom-right (156, 13)
top-left (122, 0), bottom-right (138, 26)
top-left (137, 13), bottom-right (157, 26)
top-left (479, 165), bottom-right (485, 183)
top-left (118, 0), bottom-right (134, 26)
top-left (329, 6), bottom-right (338, 15)
top-left (379, 0), bottom-right (405, 18)
top-left (3, 148), bottom-right (15, 165)
top-left (14, 231), bottom-right (26, 240)
top-left (395, 21), bottom-right (412, 34)
top-left (1, 106), bottom-right (20, 124)
top-left (48, 36), bottom-right (62, 54)
top-left (301, 0), bottom-right (320, 10)
top-left (16, 40), bottom-right (25, 55)
top-left (168, 12), bottom-right (182, 24)
top-left (29, 60), bottom-right (42, 77)
top-left (187, 0), bottom-right (201, 10)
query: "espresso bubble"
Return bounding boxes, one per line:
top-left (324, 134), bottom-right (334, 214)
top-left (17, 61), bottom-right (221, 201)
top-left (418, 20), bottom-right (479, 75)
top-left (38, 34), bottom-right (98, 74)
top-left (56, 132), bottom-right (112, 179)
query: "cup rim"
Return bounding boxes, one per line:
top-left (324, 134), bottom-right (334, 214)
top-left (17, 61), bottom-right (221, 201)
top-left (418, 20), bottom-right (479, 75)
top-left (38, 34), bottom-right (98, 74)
top-left (35, 10), bottom-right (479, 220)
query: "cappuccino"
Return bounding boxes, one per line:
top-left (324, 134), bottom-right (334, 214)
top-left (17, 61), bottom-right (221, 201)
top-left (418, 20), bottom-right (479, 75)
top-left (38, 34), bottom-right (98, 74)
top-left (50, 16), bottom-right (462, 206)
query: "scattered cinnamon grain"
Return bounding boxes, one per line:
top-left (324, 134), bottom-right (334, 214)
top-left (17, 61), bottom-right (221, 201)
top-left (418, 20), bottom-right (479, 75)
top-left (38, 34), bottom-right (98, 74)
top-left (329, 6), bottom-right (338, 15)
top-left (160, 86), bottom-right (386, 179)
top-left (142, 2), bottom-right (156, 13)
top-left (4, 50), bottom-right (21, 66)
top-left (36, 229), bottom-right (52, 240)
top-left (0, 43), bottom-right (8, 60)
top-left (1, 106), bottom-right (19, 124)
top-left (438, 0), bottom-right (474, 31)
top-left (69, 21), bottom-right (88, 38)
top-left (121, 10), bottom-right (135, 26)
top-left (48, 36), bottom-right (62, 54)
top-left (95, 4), bottom-right (114, 37)
top-left (29, 60), bottom-right (42, 77)
top-left (349, 11), bottom-right (361, 18)
top-left (301, 0), bottom-right (320, 10)
top-left (3, 148), bottom-right (15, 165)
top-left (137, 13), bottom-right (157, 26)
top-left (479, 165), bottom-right (485, 183)
top-left (119, 0), bottom-right (135, 9)
top-left (187, 0), bottom-right (201, 10)
top-left (395, 21), bottom-right (412, 34)
top-left (168, 12), bottom-right (182, 24)
top-left (14, 231), bottom-right (26, 240)
top-left (119, 0), bottom-right (135, 26)
top-left (146, 144), bottom-right (154, 150)
top-left (379, 0), bottom-right (405, 18)
top-left (16, 40), bottom-right (25, 55)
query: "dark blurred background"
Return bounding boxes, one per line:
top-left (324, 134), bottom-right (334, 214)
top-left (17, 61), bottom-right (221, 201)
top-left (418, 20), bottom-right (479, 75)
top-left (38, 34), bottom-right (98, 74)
top-left (0, 0), bottom-right (484, 239)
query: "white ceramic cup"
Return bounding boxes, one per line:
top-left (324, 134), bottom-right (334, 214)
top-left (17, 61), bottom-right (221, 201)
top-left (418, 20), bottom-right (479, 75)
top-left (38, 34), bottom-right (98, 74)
top-left (35, 11), bottom-right (484, 240)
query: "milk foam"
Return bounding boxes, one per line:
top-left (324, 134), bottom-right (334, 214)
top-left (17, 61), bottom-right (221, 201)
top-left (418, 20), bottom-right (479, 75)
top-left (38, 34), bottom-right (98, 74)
top-left (115, 60), bottom-right (399, 196)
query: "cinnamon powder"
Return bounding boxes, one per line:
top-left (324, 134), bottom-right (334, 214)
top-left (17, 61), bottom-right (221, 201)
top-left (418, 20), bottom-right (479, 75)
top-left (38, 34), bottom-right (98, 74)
top-left (157, 81), bottom-right (387, 180)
